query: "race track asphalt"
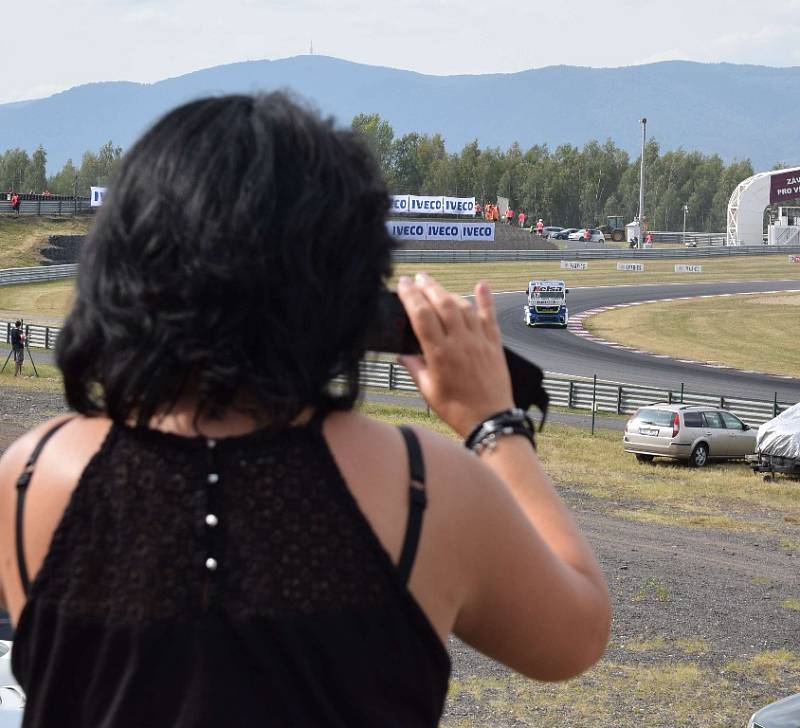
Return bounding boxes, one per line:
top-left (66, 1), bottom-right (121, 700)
top-left (496, 278), bottom-right (800, 403)
top-left (2, 277), bottom-right (799, 403)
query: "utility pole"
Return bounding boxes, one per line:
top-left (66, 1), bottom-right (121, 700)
top-left (638, 117), bottom-right (647, 236)
top-left (683, 203), bottom-right (689, 245)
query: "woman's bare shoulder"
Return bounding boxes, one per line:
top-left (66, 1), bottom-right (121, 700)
top-left (0, 414), bottom-right (113, 495)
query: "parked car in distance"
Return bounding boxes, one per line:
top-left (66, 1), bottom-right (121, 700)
top-left (685, 239), bottom-right (697, 247)
top-left (542, 226), bottom-right (564, 237)
top-left (551, 228), bottom-right (578, 240)
top-left (567, 228), bottom-right (605, 243)
top-left (747, 692), bottom-right (800, 727)
top-left (623, 404), bottom-right (757, 467)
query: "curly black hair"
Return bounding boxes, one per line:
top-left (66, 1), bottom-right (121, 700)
top-left (57, 93), bottom-right (395, 428)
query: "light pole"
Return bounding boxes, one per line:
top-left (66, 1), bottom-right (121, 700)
top-left (638, 117), bottom-right (647, 238)
top-left (682, 204), bottom-right (689, 245)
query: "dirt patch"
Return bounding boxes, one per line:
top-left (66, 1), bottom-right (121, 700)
top-left (1, 390), bottom-right (798, 726)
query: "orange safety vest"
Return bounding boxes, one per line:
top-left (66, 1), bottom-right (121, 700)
top-left (583, 229), bottom-right (590, 240)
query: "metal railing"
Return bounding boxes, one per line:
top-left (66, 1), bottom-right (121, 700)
top-left (357, 361), bottom-right (790, 426)
top-left (1, 198), bottom-right (93, 216)
top-left (0, 264), bottom-right (78, 286)
top-left (649, 231), bottom-right (728, 246)
top-left (3, 321), bottom-right (792, 425)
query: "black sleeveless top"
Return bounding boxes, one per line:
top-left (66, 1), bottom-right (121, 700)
top-left (12, 419), bottom-right (451, 727)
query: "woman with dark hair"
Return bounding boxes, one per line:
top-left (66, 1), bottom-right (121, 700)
top-left (0, 93), bottom-right (609, 726)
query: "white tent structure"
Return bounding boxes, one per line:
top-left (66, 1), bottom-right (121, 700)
top-left (727, 167), bottom-right (800, 246)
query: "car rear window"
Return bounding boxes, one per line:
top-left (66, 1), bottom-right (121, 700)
top-left (634, 409), bottom-right (674, 427)
top-left (682, 412), bottom-right (703, 427)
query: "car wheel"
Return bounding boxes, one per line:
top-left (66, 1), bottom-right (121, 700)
top-left (689, 443), bottom-right (709, 468)
top-left (635, 454), bottom-right (654, 463)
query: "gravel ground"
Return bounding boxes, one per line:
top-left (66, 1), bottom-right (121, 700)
top-left (1, 388), bottom-right (798, 726)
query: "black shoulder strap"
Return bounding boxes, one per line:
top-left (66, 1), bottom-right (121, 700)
top-left (396, 426), bottom-right (427, 586)
top-left (15, 418), bottom-right (74, 597)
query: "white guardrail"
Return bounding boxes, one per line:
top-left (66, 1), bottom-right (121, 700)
top-left (2, 246), bottom-right (800, 288)
top-left (393, 245), bottom-right (800, 263)
top-left (2, 320), bottom-right (793, 426)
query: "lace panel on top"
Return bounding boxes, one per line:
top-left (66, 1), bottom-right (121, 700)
top-left (31, 424), bottom-right (393, 622)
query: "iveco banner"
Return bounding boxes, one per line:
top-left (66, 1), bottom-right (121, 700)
top-left (769, 169), bottom-right (800, 204)
top-left (90, 187), bottom-right (107, 207)
top-left (386, 221), bottom-right (494, 241)
top-left (390, 195), bottom-right (476, 216)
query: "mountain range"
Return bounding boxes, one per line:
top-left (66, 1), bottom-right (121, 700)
top-left (0, 55), bottom-right (796, 173)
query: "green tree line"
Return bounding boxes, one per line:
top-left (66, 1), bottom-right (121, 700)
top-left (0, 141), bottom-right (123, 197)
top-left (2, 117), bottom-right (754, 232)
top-left (352, 113), bottom-right (754, 232)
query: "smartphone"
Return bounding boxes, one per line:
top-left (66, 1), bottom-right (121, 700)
top-left (365, 291), bottom-right (549, 418)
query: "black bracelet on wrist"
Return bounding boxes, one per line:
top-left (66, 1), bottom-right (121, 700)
top-left (464, 408), bottom-right (536, 454)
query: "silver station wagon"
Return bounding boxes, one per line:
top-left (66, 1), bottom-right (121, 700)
top-left (623, 404), bottom-right (757, 467)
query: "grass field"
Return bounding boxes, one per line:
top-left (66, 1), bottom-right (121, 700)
top-left (2, 257), bottom-right (799, 326)
top-left (0, 216), bottom-right (93, 268)
top-left (391, 257), bottom-right (800, 294)
top-left (0, 279), bottom-right (75, 325)
top-left (584, 292), bottom-right (800, 378)
top-left (361, 402), bottom-right (800, 529)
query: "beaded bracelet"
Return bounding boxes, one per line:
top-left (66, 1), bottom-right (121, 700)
top-left (464, 408), bottom-right (536, 454)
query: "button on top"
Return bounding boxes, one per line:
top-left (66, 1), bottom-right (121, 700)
top-left (207, 473), bottom-right (219, 484)
top-left (205, 557), bottom-right (218, 571)
top-left (205, 514), bottom-right (219, 527)
top-left (206, 438), bottom-right (217, 449)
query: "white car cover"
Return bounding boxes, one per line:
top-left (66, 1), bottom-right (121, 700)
top-left (757, 402), bottom-right (800, 459)
top-left (0, 641), bottom-right (24, 724)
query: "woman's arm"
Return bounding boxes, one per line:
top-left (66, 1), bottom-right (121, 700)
top-left (398, 274), bottom-right (610, 680)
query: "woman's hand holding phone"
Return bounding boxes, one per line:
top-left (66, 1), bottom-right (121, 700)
top-left (396, 274), bottom-right (514, 438)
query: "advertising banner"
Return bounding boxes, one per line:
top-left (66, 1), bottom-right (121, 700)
top-left (674, 264), bottom-right (702, 273)
top-left (386, 221), bottom-right (494, 241)
top-left (560, 261), bottom-right (588, 270)
top-left (390, 195), bottom-right (476, 215)
top-left (389, 195), bottom-right (410, 214)
top-left (789, 255), bottom-right (800, 263)
top-left (424, 222), bottom-right (462, 241)
top-left (90, 186), bottom-right (107, 207)
top-left (769, 169), bottom-right (800, 204)
top-left (443, 197), bottom-right (476, 215)
top-left (459, 222), bottom-right (494, 241)
top-left (386, 221), bottom-right (426, 241)
top-left (409, 195), bottom-right (445, 214)
top-left (617, 263), bottom-right (644, 272)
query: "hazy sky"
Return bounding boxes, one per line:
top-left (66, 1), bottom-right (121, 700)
top-left (4, 0), bottom-right (800, 105)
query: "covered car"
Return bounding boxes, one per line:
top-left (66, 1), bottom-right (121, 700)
top-left (0, 642), bottom-right (23, 727)
top-left (749, 403), bottom-right (800, 478)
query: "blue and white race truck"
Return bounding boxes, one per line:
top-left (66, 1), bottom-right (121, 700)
top-left (523, 279), bottom-right (569, 328)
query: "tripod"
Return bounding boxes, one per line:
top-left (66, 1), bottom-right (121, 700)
top-left (1, 343), bottom-right (39, 377)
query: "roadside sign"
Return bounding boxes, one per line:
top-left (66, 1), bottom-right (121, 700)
top-left (675, 264), bottom-right (703, 273)
top-left (789, 255), bottom-right (800, 263)
top-left (616, 263), bottom-right (644, 272)
top-left (560, 261), bottom-right (588, 270)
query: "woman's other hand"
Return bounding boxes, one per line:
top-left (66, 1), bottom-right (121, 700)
top-left (397, 274), bottom-right (513, 437)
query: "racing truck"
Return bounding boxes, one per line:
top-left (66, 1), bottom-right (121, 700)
top-left (523, 279), bottom-right (569, 328)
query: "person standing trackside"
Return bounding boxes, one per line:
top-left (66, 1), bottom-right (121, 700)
top-left (10, 192), bottom-right (21, 217)
top-left (536, 218), bottom-right (544, 236)
top-left (505, 206), bottom-right (514, 225)
top-left (583, 228), bottom-right (591, 243)
top-left (518, 211), bottom-right (526, 228)
top-left (10, 320), bottom-right (25, 376)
